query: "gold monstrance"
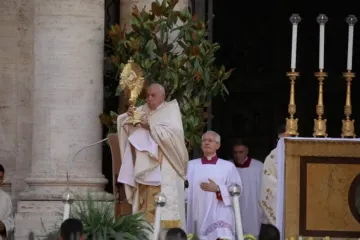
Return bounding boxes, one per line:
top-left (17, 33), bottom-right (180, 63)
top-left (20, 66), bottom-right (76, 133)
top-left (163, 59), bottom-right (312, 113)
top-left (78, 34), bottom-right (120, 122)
top-left (120, 59), bottom-right (145, 125)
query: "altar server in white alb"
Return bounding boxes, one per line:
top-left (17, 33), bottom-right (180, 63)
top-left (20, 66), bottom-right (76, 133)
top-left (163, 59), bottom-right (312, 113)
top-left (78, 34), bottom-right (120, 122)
top-left (186, 131), bottom-right (243, 240)
top-left (0, 164), bottom-right (14, 240)
top-left (231, 139), bottom-right (264, 238)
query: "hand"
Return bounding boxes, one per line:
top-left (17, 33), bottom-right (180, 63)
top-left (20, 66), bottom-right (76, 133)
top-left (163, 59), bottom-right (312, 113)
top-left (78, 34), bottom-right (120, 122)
top-left (0, 221), bottom-right (5, 234)
top-left (127, 105), bottom-right (135, 116)
top-left (200, 178), bottom-right (219, 192)
top-left (139, 116), bottom-right (150, 130)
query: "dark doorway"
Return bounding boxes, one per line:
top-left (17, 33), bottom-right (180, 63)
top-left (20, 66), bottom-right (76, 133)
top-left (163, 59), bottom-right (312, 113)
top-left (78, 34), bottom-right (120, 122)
top-left (212, 0), bottom-right (360, 161)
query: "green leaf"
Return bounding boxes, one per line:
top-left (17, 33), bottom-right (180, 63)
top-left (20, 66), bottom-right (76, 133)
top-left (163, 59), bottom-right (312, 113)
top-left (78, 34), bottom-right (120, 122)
top-left (145, 39), bottom-right (156, 56)
top-left (102, 0), bottom-right (232, 151)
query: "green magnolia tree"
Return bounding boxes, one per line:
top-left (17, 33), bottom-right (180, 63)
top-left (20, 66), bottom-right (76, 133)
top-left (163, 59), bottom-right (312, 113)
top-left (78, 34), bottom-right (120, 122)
top-left (101, 0), bottom-right (233, 150)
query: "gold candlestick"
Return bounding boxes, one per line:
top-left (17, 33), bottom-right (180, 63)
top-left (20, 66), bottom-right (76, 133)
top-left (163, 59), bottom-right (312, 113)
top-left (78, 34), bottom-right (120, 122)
top-left (341, 71), bottom-right (356, 138)
top-left (285, 68), bottom-right (299, 136)
top-left (313, 69), bottom-right (328, 137)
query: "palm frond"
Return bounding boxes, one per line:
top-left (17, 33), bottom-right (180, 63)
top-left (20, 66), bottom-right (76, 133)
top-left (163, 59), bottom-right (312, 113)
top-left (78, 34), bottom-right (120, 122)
top-left (44, 192), bottom-right (152, 240)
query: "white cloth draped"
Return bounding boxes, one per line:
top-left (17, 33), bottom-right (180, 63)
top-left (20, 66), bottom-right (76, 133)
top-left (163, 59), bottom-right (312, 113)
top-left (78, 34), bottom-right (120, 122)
top-left (0, 189), bottom-right (14, 240)
top-left (275, 138), bottom-right (285, 240)
top-left (186, 159), bottom-right (243, 240)
top-left (236, 159), bottom-right (264, 238)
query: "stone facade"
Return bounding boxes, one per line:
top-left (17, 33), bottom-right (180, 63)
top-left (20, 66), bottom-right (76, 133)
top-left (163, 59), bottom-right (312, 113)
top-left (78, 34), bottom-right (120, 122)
top-left (0, 0), bottom-right (33, 200)
top-left (0, 0), bottom-right (189, 238)
top-left (0, 0), bottom-right (111, 239)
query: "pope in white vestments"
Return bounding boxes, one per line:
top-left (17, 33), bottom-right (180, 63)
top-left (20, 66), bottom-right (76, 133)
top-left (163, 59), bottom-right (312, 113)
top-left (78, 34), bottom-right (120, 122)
top-left (117, 83), bottom-right (188, 228)
top-left (231, 140), bottom-right (264, 238)
top-left (259, 125), bottom-right (286, 225)
top-left (0, 165), bottom-right (14, 240)
top-left (186, 131), bottom-right (242, 240)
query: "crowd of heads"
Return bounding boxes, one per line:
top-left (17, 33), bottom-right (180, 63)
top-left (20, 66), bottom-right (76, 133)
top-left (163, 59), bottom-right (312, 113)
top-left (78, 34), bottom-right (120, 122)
top-left (59, 218), bottom-right (84, 240)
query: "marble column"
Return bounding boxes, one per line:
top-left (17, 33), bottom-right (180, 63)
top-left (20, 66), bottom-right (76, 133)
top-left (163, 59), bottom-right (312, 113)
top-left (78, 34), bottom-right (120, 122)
top-left (0, 0), bottom-right (18, 196)
top-left (15, 0), bottom-right (111, 238)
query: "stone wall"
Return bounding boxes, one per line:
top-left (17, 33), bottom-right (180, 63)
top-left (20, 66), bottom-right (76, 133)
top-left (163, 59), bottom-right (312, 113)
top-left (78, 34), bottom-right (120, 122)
top-left (0, 0), bottom-right (112, 239)
top-left (0, 0), bottom-right (33, 198)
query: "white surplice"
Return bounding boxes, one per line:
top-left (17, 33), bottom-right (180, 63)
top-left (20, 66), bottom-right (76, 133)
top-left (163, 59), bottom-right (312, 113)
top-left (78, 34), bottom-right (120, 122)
top-left (234, 157), bottom-right (264, 238)
top-left (186, 158), bottom-right (243, 240)
top-left (0, 189), bottom-right (14, 240)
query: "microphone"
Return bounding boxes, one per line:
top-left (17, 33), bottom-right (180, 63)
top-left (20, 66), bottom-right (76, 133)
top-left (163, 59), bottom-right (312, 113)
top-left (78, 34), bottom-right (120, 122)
top-left (62, 137), bottom-right (109, 221)
top-left (66, 138), bottom-right (108, 190)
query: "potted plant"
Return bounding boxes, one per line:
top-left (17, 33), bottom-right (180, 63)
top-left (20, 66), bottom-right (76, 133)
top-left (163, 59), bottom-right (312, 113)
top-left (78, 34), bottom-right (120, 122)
top-left (44, 194), bottom-right (152, 240)
top-left (100, 0), bottom-right (233, 150)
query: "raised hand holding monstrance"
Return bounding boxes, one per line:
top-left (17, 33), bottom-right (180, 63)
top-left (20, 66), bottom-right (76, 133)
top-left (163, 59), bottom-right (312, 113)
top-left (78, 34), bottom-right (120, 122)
top-left (120, 58), bottom-right (145, 125)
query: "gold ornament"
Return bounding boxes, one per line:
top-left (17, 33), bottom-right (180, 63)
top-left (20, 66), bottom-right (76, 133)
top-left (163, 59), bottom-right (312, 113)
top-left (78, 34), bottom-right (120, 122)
top-left (313, 69), bottom-right (328, 137)
top-left (120, 58), bottom-right (145, 125)
top-left (341, 71), bottom-right (356, 138)
top-left (285, 69), bottom-right (300, 136)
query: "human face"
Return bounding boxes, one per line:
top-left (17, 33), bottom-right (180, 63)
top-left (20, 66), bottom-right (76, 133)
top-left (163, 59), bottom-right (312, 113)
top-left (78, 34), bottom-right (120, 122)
top-left (233, 145), bottom-right (248, 164)
top-left (0, 171), bottom-right (4, 187)
top-left (146, 85), bottom-right (164, 110)
top-left (201, 132), bottom-right (220, 156)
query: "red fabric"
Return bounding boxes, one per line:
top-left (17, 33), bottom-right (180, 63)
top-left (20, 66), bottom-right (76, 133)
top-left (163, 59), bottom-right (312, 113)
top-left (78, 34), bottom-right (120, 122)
top-left (234, 157), bottom-right (251, 168)
top-left (216, 190), bottom-right (223, 201)
top-left (201, 155), bottom-right (218, 164)
top-left (201, 155), bottom-right (222, 201)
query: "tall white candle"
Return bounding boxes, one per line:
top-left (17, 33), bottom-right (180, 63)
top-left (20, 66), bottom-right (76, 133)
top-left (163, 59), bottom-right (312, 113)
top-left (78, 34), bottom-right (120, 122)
top-left (319, 24), bottom-right (325, 69)
top-left (232, 195), bottom-right (244, 240)
top-left (289, 14), bottom-right (301, 69)
top-left (346, 15), bottom-right (358, 70)
top-left (317, 14), bottom-right (328, 70)
top-left (63, 203), bottom-right (70, 221)
top-left (291, 24), bottom-right (298, 69)
top-left (153, 207), bottom-right (162, 240)
top-left (347, 25), bottom-right (354, 70)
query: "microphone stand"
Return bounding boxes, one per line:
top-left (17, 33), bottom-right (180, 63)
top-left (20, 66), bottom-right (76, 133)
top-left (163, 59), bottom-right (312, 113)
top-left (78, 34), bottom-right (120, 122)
top-left (62, 138), bottom-right (109, 221)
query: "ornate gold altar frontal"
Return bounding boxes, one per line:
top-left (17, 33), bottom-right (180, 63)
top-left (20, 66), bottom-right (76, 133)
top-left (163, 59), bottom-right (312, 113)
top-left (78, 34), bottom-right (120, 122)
top-left (284, 139), bottom-right (360, 239)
